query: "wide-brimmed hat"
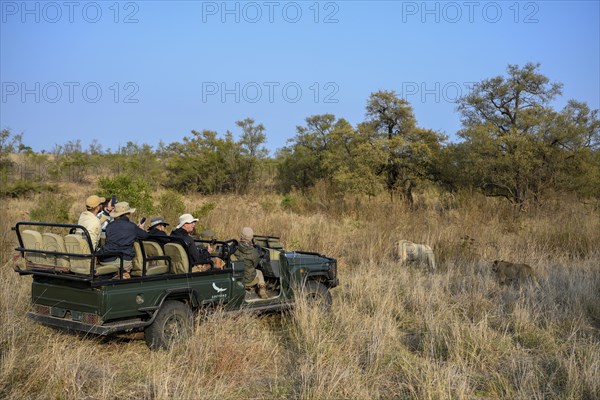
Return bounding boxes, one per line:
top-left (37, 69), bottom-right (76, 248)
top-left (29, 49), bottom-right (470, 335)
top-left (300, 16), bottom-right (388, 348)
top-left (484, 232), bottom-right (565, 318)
top-left (149, 216), bottom-right (169, 229)
top-left (241, 227), bottom-right (254, 242)
top-left (176, 213), bottom-right (199, 229)
top-left (85, 195), bottom-right (106, 209)
top-left (110, 201), bottom-right (136, 218)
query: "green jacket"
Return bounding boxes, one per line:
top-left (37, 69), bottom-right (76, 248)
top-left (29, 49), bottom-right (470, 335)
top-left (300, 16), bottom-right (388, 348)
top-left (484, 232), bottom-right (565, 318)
top-left (236, 241), bottom-right (259, 284)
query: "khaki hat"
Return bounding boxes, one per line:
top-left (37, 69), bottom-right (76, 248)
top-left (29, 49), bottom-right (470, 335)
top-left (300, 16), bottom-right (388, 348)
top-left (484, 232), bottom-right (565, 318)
top-left (149, 216), bottom-right (169, 229)
top-left (110, 201), bottom-right (136, 218)
top-left (241, 227), bottom-right (254, 242)
top-left (85, 195), bottom-right (106, 209)
top-left (176, 213), bottom-right (199, 229)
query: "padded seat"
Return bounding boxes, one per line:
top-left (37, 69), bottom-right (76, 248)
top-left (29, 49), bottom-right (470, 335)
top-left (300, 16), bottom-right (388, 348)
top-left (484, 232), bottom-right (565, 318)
top-left (164, 243), bottom-right (189, 274)
top-left (142, 241), bottom-right (168, 267)
top-left (65, 234), bottom-right (118, 276)
top-left (267, 249), bottom-right (282, 278)
top-left (42, 233), bottom-right (70, 270)
top-left (21, 230), bottom-right (52, 266)
top-left (131, 241), bottom-right (169, 277)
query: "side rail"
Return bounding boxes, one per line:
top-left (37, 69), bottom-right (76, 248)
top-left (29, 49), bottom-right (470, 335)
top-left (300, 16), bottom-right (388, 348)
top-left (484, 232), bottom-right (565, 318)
top-left (13, 221), bottom-right (127, 283)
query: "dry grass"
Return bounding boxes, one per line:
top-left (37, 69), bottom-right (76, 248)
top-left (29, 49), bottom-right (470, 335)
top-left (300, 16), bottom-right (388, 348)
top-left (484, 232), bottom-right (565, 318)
top-left (1, 189), bottom-right (599, 399)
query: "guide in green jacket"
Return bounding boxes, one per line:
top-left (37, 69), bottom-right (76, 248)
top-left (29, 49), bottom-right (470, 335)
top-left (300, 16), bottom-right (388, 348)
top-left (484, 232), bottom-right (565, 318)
top-left (235, 227), bottom-right (267, 299)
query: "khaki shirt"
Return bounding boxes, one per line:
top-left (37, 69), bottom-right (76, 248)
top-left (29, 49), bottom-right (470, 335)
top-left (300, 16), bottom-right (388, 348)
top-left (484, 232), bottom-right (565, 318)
top-left (77, 211), bottom-right (102, 250)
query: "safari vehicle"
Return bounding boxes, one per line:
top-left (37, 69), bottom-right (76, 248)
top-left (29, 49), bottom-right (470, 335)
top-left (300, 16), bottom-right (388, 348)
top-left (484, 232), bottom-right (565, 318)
top-left (11, 222), bottom-right (338, 350)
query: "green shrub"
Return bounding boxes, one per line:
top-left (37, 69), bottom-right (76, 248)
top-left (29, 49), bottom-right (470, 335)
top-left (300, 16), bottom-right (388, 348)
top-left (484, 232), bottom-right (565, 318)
top-left (281, 194), bottom-right (298, 211)
top-left (98, 175), bottom-right (154, 215)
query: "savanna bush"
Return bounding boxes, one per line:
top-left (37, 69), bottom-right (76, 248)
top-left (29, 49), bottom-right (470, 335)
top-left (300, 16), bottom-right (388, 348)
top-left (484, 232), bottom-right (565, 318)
top-left (29, 193), bottom-right (72, 223)
top-left (0, 180), bottom-right (55, 198)
top-left (98, 175), bottom-right (154, 215)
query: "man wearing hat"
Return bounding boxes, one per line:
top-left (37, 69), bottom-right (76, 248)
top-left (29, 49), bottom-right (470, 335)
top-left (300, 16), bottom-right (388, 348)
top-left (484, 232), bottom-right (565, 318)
top-left (171, 213), bottom-right (211, 269)
top-left (98, 202), bottom-right (149, 278)
top-left (235, 227), bottom-right (267, 299)
top-left (77, 194), bottom-right (105, 250)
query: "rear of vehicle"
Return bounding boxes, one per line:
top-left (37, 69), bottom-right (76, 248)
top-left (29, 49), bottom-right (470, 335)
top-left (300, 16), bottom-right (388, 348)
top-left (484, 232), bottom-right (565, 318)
top-left (13, 222), bottom-right (241, 348)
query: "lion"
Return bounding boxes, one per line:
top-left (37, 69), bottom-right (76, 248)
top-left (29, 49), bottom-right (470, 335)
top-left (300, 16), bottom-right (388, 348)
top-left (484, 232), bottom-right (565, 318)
top-left (396, 240), bottom-right (436, 271)
top-left (491, 260), bottom-right (538, 287)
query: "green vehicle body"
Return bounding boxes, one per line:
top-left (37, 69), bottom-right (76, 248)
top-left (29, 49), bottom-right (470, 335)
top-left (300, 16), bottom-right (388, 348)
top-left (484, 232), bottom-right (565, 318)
top-left (12, 222), bottom-right (338, 347)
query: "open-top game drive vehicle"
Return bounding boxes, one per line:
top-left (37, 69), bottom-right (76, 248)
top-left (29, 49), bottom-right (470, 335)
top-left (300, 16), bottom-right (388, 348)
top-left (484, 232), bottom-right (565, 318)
top-left (11, 222), bottom-right (338, 349)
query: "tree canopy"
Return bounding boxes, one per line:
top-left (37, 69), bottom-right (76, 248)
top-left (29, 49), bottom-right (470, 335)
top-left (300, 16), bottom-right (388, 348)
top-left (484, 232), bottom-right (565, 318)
top-left (2, 63), bottom-right (598, 208)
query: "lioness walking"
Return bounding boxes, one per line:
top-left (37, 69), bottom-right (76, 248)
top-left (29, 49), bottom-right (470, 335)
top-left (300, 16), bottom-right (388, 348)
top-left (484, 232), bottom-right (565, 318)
top-left (492, 260), bottom-right (538, 287)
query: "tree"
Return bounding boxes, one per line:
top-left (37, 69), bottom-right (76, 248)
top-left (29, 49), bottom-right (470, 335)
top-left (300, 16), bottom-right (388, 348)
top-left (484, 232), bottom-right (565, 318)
top-left (456, 63), bottom-right (599, 207)
top-left (546, 100), bottom-right (600, 198)
top-left (235, 118), bottom-right (268, 193)
top-left (276, 114), bottom-right (338, 193)
top-left (164, 130), bottom-right (231, 194)
top-left (324, 118), bottom-right (384, 197)
top-left (363, 91), bottom-right (445, 204)
top-left (1, 129), bottom-right (23, 175)
top-left (0, 129), bottom-right (23, 155)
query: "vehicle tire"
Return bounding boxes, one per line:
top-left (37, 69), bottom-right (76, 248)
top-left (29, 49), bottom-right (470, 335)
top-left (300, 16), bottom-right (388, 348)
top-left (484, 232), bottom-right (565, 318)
top-left (300, 281), bottom-right (332, 311)
top-left (144, 300), bottom-right (193, 350)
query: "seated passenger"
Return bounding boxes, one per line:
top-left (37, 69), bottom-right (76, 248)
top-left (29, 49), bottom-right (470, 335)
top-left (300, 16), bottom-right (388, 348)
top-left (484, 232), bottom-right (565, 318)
top-left (147, 216), bottom-right (170, 244)
top-left (97, 196), bottom-right (116, 230)
top-left (235, 227), bottom-right (267, 299)
top-left (171, 214), bottom-right (212, 271)
top-left (77, 194), bottom-right (105, 250)
top-left (98, 202), bottom-right (149, 279)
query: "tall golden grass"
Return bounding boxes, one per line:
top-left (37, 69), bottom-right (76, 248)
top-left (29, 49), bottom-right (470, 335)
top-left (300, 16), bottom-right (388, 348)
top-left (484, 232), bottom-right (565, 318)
top-left (1, 188), bottom-right (599, 399)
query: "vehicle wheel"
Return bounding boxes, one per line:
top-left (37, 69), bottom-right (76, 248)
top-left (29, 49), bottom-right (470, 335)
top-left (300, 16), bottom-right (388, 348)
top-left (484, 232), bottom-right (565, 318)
top-left (300, 281), bottom-right (332, 311)
top-left (145, 300), bottom-right (193, 350)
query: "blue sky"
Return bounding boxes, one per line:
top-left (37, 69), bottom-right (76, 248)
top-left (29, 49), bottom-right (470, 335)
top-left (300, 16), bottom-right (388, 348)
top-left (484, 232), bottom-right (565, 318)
top-left (1, 1), bottom-right (599, 154)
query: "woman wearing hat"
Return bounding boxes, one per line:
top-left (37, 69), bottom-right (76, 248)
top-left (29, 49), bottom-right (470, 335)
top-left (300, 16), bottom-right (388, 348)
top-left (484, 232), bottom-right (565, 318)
top-left (98, 202), bottom-right (149, 279)
top-left (147, 216), bottom-right (170, 244)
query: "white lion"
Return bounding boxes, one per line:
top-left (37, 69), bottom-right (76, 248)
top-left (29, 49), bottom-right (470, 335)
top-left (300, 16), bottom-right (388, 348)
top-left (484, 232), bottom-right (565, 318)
top-left (396, 240), bottom-right (436, 271)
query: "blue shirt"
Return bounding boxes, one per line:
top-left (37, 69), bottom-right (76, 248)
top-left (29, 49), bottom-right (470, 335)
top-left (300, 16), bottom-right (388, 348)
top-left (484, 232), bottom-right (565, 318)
top-left (100, 216), bottom-right (149, 261)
